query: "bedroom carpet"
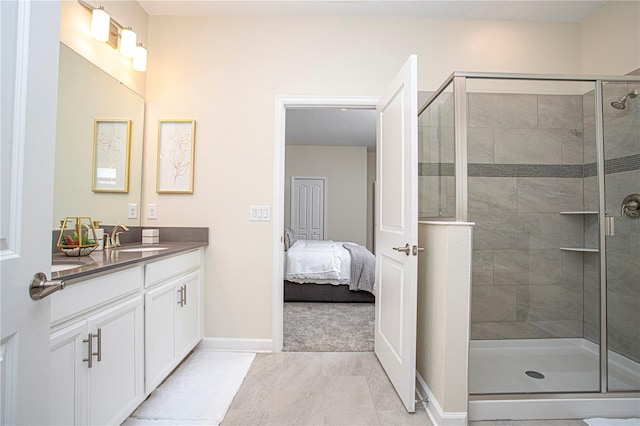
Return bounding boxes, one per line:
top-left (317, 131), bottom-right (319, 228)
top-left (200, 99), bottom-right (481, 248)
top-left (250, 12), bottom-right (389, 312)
top-left (283, 302), bottom-right (375, 352)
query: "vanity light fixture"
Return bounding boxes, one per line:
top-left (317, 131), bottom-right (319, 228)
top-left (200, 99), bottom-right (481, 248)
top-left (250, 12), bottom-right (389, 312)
top-left (90, 6), bottom-right (110, 42)
top-left (78, 0), bottom-right (146, 72)
top-left (132, 43), bottom-right (147, 72)
top-left (120, 27), bottom-right (137, 58)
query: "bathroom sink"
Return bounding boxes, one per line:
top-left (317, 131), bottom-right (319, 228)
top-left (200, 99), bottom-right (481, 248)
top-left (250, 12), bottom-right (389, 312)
top-left (117, 246), bottom-right (169, 252)
top-left (51, 262), bottom-right (85, 272)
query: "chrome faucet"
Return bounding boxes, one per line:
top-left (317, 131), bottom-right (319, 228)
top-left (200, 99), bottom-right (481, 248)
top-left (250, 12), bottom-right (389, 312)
top-left (105, 224), bottom-right (130, 249)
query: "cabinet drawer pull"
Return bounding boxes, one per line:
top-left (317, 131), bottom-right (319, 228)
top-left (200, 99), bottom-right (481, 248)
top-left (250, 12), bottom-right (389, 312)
top-left (183, 285), bottom-right (187, 306)
top-left (83, 333), bottom-right (93, 368)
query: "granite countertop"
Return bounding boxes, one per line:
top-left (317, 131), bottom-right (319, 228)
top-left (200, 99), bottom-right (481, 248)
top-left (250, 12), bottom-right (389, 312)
top-left (51, 241), bottom-right (208, 282)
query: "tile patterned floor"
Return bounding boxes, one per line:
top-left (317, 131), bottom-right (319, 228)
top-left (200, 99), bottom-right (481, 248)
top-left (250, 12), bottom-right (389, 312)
top-left (222, 352), bottom-right (589, 426)
top-left (222, 352), bottom-right (430, 425)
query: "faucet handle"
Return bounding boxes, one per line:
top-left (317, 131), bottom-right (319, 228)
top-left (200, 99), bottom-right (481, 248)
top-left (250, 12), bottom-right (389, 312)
top-left (103, 233), bottom-right (113, 249)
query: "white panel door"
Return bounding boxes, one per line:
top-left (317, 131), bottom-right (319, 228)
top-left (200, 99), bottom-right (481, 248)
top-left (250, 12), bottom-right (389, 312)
top-left (374, 55), bottom-right (418, 413)
top-left (291, 177), bottom-right (325, 240)
top-left (0, 1), bottom-right (61, 424)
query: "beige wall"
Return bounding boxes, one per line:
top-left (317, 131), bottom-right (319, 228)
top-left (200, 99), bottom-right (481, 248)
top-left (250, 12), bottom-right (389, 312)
top-left (59, 0), bottom-right (148, 96)
top-left (285, 145), bottom-right (367, 245)
top-left (143, 15), bottom-right (587, 341)
top-left (581, 1), bottom-right (640, 75)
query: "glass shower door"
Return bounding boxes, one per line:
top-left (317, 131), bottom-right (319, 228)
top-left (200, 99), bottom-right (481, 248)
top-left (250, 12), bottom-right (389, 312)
top-left (602, 81), bottom-right (640, 392)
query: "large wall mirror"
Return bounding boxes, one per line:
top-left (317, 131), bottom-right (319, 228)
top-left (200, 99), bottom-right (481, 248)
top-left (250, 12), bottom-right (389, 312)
top-left (53, 43), bottom-right (144, 228)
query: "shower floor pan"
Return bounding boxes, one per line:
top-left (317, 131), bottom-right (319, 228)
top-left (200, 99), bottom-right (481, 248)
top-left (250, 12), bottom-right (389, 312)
top-left (469, 338), bottom-right (640, 394)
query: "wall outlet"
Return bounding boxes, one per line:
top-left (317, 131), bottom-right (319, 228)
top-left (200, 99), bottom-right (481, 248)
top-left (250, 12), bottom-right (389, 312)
top-left (127, 203), bottom-right (138, 219)
top-left (147, 204), bottom-right (158, 220)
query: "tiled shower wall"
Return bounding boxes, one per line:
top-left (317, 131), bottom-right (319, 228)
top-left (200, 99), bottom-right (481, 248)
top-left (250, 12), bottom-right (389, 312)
top-left (465, 92), bottom-right (589, 340)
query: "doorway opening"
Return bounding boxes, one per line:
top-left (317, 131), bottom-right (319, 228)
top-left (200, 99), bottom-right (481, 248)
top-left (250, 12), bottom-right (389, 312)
top-left (272, 97), bottom-right (379, 353)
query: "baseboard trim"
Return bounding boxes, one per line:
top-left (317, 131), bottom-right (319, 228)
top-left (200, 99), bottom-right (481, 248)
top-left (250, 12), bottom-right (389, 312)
top-left (416, 372), bottom-right (468, 426)
top-left (197, 337), bottom-right (274, 353)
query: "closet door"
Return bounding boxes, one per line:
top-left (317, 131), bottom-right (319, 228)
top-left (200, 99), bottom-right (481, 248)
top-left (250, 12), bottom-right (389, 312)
top-left (291, 176), bottom-right (326, 240)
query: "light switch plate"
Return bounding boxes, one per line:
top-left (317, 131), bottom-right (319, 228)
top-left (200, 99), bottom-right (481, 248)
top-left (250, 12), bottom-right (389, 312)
top-left (147, 204), bottom-right (158, 220)
top-left (249, 205), bottom-right (271, 221)
top-left (127, 203), bottom-right (138, 219)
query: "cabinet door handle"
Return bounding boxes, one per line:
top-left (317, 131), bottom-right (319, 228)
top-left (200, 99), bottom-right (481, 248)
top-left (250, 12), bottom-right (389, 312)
top-left (183, 284), bottom-right (187, 306)
top-left (177, 286), bottom-right (184, 307)
top-left (83, 333), bottom-right (93, 368)
top-left (94, 328), bottom-right (102, 362)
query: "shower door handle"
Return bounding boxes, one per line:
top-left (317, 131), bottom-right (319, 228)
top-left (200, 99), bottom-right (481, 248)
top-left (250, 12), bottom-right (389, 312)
top-left (604, 216), bottom-right (615, 237)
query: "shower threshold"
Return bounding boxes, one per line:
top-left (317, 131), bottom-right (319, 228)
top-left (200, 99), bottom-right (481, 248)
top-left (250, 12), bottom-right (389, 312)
top-left (469, 338), bottom-right (640, 394)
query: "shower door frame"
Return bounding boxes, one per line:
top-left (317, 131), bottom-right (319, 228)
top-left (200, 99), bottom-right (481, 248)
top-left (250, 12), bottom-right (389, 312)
top-left (420, 72), bottom-right (640, 405)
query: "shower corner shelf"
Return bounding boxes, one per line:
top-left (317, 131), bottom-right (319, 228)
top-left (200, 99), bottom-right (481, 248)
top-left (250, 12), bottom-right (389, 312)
top-left (560, 247), bottom-right (599, 253)
top-left (560, 211), bottom-right (598, 215)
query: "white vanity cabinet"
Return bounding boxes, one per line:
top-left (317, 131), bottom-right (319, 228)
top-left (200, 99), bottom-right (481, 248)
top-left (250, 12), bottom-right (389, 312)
top-left (49, 247), bottom-right (204, 425)
top-left (49, 267), bottom-right (144, 426)
top-left (144, 249), bottom-right (203, 393)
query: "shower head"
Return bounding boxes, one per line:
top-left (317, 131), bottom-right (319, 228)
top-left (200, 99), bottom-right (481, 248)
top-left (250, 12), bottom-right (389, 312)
top-left (611, 88), bottom-right (638, 110)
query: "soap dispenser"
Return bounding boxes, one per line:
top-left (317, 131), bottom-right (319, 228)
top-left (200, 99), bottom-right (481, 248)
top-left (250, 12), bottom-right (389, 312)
top-left (93, 221), bottom-right (104, 251)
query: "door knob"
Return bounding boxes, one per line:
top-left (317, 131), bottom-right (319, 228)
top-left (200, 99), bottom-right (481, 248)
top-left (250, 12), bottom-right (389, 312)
top-left (29, 272), bottom-right (65, 300)
top-left (412, 245), bottom-right (424, 256)
top-left (392, 244), bottom-right (411, 255)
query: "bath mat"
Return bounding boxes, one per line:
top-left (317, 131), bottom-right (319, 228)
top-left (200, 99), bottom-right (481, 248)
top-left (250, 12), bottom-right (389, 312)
top-left (127, 350), bottom-right (255, 426)
top-left (584, 419), bottom-right (640, 426)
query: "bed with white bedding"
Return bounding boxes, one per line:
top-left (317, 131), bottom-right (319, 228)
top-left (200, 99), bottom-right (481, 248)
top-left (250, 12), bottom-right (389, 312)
top-left (284, 239), bottom-right (375, 302)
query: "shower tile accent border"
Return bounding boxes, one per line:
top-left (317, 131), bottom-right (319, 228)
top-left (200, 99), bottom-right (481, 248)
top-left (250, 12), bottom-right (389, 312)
top-left (583, 154), bottom-right (640, 177)
top-left (419, 162), bottom-right (454, 176)
top-left (420, 153), bottom-right (640, 178)
top-left (420, 163), bottom-right (584, 178)
top-left (469, 164), bottom-right (584, 178)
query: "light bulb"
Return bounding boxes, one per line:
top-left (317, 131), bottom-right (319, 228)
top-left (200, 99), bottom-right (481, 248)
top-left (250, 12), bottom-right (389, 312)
top-left (90, 7), bottom-right (110, 42)
top-left (132, 43), bottom-right (147, 72)
top-left (120, 27), bottom-right (137, 58)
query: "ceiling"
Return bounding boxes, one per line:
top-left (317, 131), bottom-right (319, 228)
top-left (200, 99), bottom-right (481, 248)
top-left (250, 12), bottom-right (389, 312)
top-left (285, 108), bottom-right (377, 151)
top-left (138, 1), bottom-right (607, 23)
top-left (137, 0), bottom-right (608, 151)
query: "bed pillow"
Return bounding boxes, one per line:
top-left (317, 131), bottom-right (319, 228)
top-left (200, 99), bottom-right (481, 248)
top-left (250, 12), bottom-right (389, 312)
top-left (284, 228), bottom-right (298, 250)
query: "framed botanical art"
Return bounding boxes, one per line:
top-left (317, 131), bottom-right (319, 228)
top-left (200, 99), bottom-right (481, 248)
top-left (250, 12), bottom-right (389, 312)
top-left (156, 120), bottom-right (196, 194)
top-left (92, 119), bottom-right (131, 192)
